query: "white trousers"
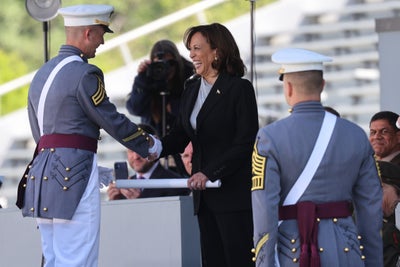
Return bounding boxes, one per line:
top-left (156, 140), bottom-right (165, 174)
top-left (37, 155), bottom-right (100, 267)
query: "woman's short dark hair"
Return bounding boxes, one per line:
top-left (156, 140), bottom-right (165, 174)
top-left (183, 23), bottom-right (246, 77)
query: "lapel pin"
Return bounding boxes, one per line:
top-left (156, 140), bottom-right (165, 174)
top-left (216, 89), bottom-right (221, 94)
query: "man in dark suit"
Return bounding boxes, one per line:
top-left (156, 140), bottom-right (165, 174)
top-left (369, 111), bottom-right (400, 165)
top-left (369, 112), bottom-right (400, 267)
top-left (107, 124), bottom-right (189, 200)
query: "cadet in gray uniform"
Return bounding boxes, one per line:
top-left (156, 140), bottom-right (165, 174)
top-left (15, 4), bottom-right (161, 267)
top-left (251, 48), bottom-right (383, 267)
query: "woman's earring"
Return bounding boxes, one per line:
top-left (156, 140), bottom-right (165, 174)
top-left (214, 56), bottom-right (218, 61)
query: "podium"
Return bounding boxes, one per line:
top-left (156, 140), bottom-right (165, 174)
top-left (99, 195), bottom-right (201, 267)
top-left (0, 195), bottom-right (201, 267)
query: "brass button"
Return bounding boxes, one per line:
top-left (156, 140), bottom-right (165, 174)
top-left (291, 239), bottom-right (296, 244)
top-left (361, 255), bottom-right (366, 260)
top-left (43, 176), bottom-right (48, 180)
top-left (24, 174), bottom-right (28, 178)
top-left (252, 257), bottom-right (256, 262)
top-left (63, 186), bottom-right (68, 191)
top-left (316, 218), bottom-right (320, 222)
top-left (357, 235), bottom-right (362, 240)
top-left (64, 177), bottom-right (69, 181)
top-left (65, 167), bottom-right (70, 172)
top-left (23, 184), bottom-right (26, 188)
top-left (319, 248), bottom-right (324, 252)
top-left (359, 245), bottom-right (364, 250)
top-left (146, 137), bottom-right (149, 141)
top-left (344, 247), bottom-right (349, 252)
top-left (333, 218), bottom-right (338, 223)
top-left (291, 248), bottom-right (297, 253)
top-left (138, 127), bottom-right (142, 131)
top-left (28, 165), bottom-right (32, 169)
top-left (40, 148), bottom-right (45, 152)
top-left (30, 176), bottom-right (35, 180)
top-left (50, 148), bottom-right (55, 152)
top-left (251, 248), bottom-right (255, 253)
top-left (43, 207), bottom-right (48, 212)
top-left (30, 207), bottom-right (34, 212)
top-left (293, 258), bottom-right (298, 263)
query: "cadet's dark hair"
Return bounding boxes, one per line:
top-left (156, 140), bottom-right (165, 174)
top-left (370, 111), bottom-right (400, 132)
top-left (183, 23), bottom-right (246, 77)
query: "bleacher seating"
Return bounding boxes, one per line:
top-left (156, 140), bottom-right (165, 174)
top-left (253, 0), bottom-right (398, 127)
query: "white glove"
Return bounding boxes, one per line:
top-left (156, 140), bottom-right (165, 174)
top-left (148, 134), bottom-right (162, 159)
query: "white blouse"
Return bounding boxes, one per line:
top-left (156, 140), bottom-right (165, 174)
top-left (190, 77), bottom-right (213, 130)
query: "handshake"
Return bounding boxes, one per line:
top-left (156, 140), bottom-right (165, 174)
top-left (147, 134), bottom-right (162, 161)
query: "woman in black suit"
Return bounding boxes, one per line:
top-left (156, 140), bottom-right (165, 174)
top-left (161, 23), bottom-right (258, 267)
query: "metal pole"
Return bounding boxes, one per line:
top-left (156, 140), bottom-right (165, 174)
top-left (160, 90), bottom-right (169, 169)
top-left (43, 21), bottom-right (49, 62)
top-left (249, 0), bottom-right (255, 85)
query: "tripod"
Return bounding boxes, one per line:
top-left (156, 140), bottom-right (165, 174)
top-left (159, 88), bottom-right (187, 176)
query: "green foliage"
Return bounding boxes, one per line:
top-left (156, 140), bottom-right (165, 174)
top-left (0, 49), bottom-right (29, 115)
top-left (0, 0), bottom-right (274, 115)
top-left (0, 49), bottom-right (28, 82)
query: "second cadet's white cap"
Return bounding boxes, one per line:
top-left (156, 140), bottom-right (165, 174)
top-left (271, 48), bottom-right (332, 80)
top-left (58, 4), bottom-right (114, 33)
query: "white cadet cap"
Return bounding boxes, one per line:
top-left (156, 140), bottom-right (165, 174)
top-left (58, 4), bottom-right (114, 33)
top-left (271, 48), bottom-right (332, 80)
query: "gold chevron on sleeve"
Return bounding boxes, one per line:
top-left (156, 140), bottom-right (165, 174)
top-left (252, 142), bottom-right (266, 191)
top-left (254, 233), bottom-right (269, 260)
top-left (91, 75), bottom-right (106, 106)
top-left (122, 128), bottom-right (145, 142)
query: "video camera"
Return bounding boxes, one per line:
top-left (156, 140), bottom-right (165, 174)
top-left (146, 51), bottom-right (172, 81)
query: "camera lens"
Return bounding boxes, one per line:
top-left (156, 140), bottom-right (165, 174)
top-left (147, 61), bottom-right (169, 81)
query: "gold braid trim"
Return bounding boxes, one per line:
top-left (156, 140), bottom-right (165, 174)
top-left (252, 141), bottom-right (266, 191)
top-left (122, 128), bottom-right (145, 142)
top-left (95, 19), bottom-right (110, 26)
top-left (374, 154), bottom-right (383, 185)
top-left (254, 233), bottom-right (269, 259)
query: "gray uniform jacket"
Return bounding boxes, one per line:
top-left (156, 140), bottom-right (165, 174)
top-left (21, 45), bottom-right (149, 220)
top-left (252, 101), bottom-right (383, 267)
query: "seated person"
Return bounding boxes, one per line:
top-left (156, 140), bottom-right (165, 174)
top-left (378, 160), bottom-right (400, 267)
top-left (181, 142), bottom-right (193, 176)
top-left (107, 124), bottom-right (190, 200)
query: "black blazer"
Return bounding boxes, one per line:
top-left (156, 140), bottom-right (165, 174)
top-left (161, 72), bottom-right (259, 213)
top-left (136, 163), bottom-right (190, 198)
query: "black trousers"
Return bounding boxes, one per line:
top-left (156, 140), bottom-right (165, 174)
top-left (197, 203), bottom-right (255, 267)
